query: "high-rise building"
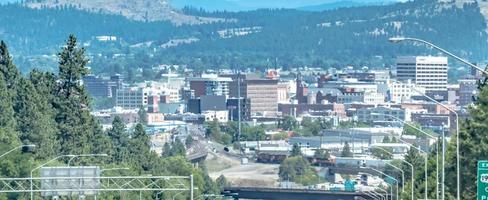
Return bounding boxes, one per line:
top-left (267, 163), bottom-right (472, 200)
top-left (188, 75), bottom-right (232, 98)
top-left (83, 74), bottom-right (122, 98)
top-left (226, 74), bottom-right (279, 118)
top-left (396, 56), bottom-right (448, 92)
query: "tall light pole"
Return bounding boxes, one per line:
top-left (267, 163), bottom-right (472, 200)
top-left (409, 86), bottom-right (458, 200)
top-left (384, 162), bottom-right (405, 194)
top-left (394, 136), bottom-right (430, 200)
top-left (365, 168), bottom-right (399, 200)
top-left (371, 146), bottom-right (414, 200)
top-left (237, 71), bottom-right (242, 156)
top-left (389, 37), bottom-right (488, 200)
top-left (373, 112), bottom-right (440, 200)
top-left (0, 144), bottom-right (35, 158)
top-left (67, 154), bottom-right (109, 166)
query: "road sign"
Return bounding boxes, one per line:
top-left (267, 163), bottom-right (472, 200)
top-left (478, 161), bottom-right (488, 200)
top-left (41, 166), bottom-right (101, 197)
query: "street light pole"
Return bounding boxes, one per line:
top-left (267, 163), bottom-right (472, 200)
top-left (389, 37), bottom-right (485, 200)
top-left (0, 144), bottom-right (36, 159)
top-left (366, 167), bottom-right (399, 200)
top-left (384, 162), bottom-right (404, 194)
top-left (371, 146), bottom-right (413, 200)
top-left (372, 112), bottom-right (440, 200)
top-left (67, 154), bottom-right (109, 166)
top-left (409, 86), bottom-right (458, 200)
top-left (393, 136), bottom-right (429, 200)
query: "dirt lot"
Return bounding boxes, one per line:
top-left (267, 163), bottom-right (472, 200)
top-left (207, 152), bottom-right (280, 187)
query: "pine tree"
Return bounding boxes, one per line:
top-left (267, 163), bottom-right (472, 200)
top-left (341, 142), bottom-right (353, 157)
top-left (0, 75), bottom-right (18, 146)
top-left (216, 175), bottom-right (229, 191)
top-left (14, 78), bottom-right (58, 159)
top-left (107, 116), bottom-right (130, 163)
top-left (170, 139), bottom-right (186, 157)
top-left (291, 143), bottom-right (302, 157)
top-left (130, 123), bottom-right (152, 170)
top-left (162, 142), bottom-right (171, 158)
top-left (0, 41), bottom-right (20, 97)
top-left (138, 106), bottom-right (148, 125)
top-left (52, 35), bottom-right (98, 155)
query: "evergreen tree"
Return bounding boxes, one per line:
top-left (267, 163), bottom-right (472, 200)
top-left (162, 142), bottom-right (172, 158)
top-left (130, 123), bottom-right (151, 170)
top-left (0, 41), bottom-right (20, 97)
top-left (341, 142), bottom-right (353, 157)
top-left (185, 135), bottom-right (194, 148)
top-left (216, 175), bottom-right (229, 191)
top-left (53, 35), bottom-right (95, 155)
top-left (107, 116), bottom-right (130, 163)
top-left (0, 75), bottom-right (18, 146)
top-left (14, 78), bottom-right (58, 159)
top-left (291, 143), bottom-right (302, 157)
top-left (170, 139), bottom-right (186, 157)
top-left (138, 106), bottom-right (148, 125)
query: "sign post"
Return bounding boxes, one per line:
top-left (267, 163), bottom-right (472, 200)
top-left (478, 161), bottom-right (488, 200)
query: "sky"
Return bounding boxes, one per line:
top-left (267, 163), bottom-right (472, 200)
top-left (0, 0), bottom-right (17, 3)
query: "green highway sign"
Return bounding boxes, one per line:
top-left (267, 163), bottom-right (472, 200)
top-left (478, 161), bottom-right (488, 200)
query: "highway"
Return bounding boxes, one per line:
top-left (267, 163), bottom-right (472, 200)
top-left (223, 187), bottom-right (387, 200)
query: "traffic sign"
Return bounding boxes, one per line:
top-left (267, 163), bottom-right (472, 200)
top-left (478, 161), bottom-right (488, 200)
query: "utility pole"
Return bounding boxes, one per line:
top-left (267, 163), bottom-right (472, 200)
top-left (237, 72), bottom-right (242, 155)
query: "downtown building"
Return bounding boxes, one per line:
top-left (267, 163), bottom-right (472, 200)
top-left (188, 75), bottom-right (232, 98)
top-left (396, 56), bottom-right (448, 92)
top-left (224, 74), bottom-right (279, 118)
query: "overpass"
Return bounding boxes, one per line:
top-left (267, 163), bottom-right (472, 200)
top-left (223, 187), bottom-right (390, 200)
top-left (186, 151), bottom-right (208, 164)
top-left (328, 166), bottom-right (378, 175)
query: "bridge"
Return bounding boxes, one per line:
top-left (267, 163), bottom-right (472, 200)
top-left (186, 151), bottom-right (208, 164)
top-left (222, 187), bottom-right (390, 200)
top-left (328, 166), bottom-right (378, 175)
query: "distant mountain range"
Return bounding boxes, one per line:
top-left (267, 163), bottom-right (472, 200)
top-left (0, 0), bottom-right (486, 78)
top-left (23, 0), bottom-right (225, 24)
top-left (170, 0), bottom-right (406, 11)
top-left (297, 0), bottom-right (402, 11)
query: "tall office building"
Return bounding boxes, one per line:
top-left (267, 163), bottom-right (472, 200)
top-left (396, 56), bottom-right (448, 92)
top-left (225, 74), bottom-right (279, 118)
top-left (188, 75), bottom-right (232, 98)
top-left (83, 74), bottom-right (123, 98)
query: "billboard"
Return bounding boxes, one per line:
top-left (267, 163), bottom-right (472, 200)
top-left (40, 166), bottom-right (101, 197)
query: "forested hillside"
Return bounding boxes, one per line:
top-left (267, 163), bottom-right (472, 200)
top-left (0, 0), bottom-right (486, 75)
top-left (0, 36), bottom-right (218, 199)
